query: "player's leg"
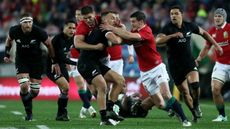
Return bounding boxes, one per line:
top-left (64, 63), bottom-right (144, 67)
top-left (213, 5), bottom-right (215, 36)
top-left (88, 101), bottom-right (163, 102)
top-left (211, 63), bottom-right (228, 122)
top-left (187, 70), bottom-right (202, 118)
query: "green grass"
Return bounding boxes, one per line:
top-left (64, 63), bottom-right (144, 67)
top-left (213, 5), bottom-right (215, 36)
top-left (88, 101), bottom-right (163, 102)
top-left (0, 100), bottom-right (229, 129)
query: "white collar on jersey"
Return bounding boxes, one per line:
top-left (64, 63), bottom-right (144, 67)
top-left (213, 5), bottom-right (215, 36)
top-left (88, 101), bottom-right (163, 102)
top-left (138, 24), bottom-right (146, 31)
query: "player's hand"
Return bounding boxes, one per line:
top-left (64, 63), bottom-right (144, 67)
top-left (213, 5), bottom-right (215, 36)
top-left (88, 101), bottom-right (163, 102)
top-left (172, 32), bottom-right (183, 38)
top-left (100, 23), bottom-right (114, 31)
top-left (195, 57), bottom-right (201, 66)
top-left (128, 55), bottom-right (134, 64)
top-left (214, 45), bottom-right (223, 56)
top-left (3, 56), bottom-right (12, 63)
top-left (52, 63), bottom-right (61, 75)
top-left (95, 43), bottom-right (104, 50)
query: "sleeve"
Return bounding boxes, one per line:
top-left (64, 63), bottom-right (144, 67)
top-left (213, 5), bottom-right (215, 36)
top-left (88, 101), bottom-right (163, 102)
top-left (52, 36), bottom-right (77, 65)
top-left (160, 25), bottom-right (170, 35)
top-left (138, 28), bottom-right (152, 41)
top-left (36, 27), bottom-right (48, 42)
top-left (9, 27), bottom-right (15, 39)
top-left (75, 21), bottom-right (88, 36)
top-left (189, 22), bottom-right (200, 34)
top-left (102, 30), bottom-right (110, 47)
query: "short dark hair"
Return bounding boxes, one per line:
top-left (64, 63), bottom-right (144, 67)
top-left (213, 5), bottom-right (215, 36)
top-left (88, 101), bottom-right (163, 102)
top-left (64, 19), bottom-right (76, 25)
top-left (81, 6), bottom-right (94, 15)
top-left (101, 10), bottom-right (116, 18)
top-left (130, 11), bottom-right (146, 22)
top-left (170, 5), bottom-right (183, 13)
top-left (20, 13), bottom-right (32, 19)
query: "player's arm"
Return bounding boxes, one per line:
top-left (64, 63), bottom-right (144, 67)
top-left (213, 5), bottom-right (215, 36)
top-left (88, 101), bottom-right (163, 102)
top-left (101, 24), bottom-right (142, 41)
top-left (155, 32), bottom-right (183, 46)
top-left (4, 35), bottom-right (13, 63)
top-left (198, 27), bottom-right (223, 55)
top-left (105, 32), bottom-right (122, 46)
top-left (43, 37), bottom-right (61, 75)
top-left (74, 35), bottom-right (104, 50)
top-left (127, 45), bottom-right (134, 64)
top-left (195, 44), bottom-right (211, 65)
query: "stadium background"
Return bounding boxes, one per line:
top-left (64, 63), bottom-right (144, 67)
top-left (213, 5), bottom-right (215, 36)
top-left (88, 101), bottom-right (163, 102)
top-left (0, 0), bottom-right (230, 101)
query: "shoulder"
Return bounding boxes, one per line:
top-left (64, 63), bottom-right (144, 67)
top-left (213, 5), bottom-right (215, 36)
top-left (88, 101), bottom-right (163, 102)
top-left (9, 25), bottom-right (20, 33)
top-left (208, 26), bottom-right (216, 34)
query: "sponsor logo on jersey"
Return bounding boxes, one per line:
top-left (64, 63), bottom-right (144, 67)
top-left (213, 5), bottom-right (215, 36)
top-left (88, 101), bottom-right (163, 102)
top-left (16, 39), bottom-right (21, 43)
top-left (178, 38), bottom-right (186, 43)
top-left (30, 39), bottom-right (36, 44)
top-left (218, 40), bottom-right (229, 46)
top-left (92, 69), bottom-right (98, 76)
top-left (223, 31), bottom-right (228, 39)
top-left (186, 31), bottom-right (191, 37)
top-left (212, 33), bottom-right (216, 38)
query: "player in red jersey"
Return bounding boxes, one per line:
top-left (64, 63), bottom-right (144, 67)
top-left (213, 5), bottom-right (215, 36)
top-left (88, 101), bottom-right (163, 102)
top-left (196, 8), bottom-right (229, 122)
top-left (69, 9), bottom-right (97, 119)
top-left (101, 11), bottom-right (191, 127)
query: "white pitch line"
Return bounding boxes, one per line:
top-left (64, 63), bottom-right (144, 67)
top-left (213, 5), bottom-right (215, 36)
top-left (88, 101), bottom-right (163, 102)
top-left (0, 105), bottom-right (6, 108)
top-left (201, 103), bottom-right (230, 109)
top-left (0, 127), bottom-right (18, 129)
top-left (36, 125), bottom-right (50, 129)
top-left (11, 111), bottom-right (23, 115)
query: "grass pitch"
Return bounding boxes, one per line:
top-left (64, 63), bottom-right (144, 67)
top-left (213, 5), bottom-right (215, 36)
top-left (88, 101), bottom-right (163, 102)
top-left (0, 100), bottom-right (229, 129)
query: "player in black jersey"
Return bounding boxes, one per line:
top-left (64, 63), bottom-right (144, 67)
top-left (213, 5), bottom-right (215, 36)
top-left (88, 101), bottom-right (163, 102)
top-left (156, 5), bottom-right (223, 122)
top-left (46, 20), bottom-right (77, 121)
top-left (3, 13), bottom-right (60, 121)
top-left (76, 11), bottom-right (125, 125)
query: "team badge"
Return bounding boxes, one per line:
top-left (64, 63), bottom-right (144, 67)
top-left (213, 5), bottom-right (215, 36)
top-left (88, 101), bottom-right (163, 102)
top-left (212, 33), bottom-right (216, 38)
top-left (223, 31), bottom-right (228, 39)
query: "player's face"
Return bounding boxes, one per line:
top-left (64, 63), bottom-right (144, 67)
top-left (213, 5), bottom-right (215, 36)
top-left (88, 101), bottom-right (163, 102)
top-left (214, 14), bottom-right (225, 27)
top-left (115, 14), bottom-right (121, 26)
top-left (64, 23), bottom-right (76, 37)
top-left (82, 12), bottom-right (96, 27)
top-left (130, 17), bottom-right (141, 31)
top-left (21, 21), bottom-right (33, 33)
top-left (105, 13), bottom-right (116, 26)
top-left (75, 10), bottom-right (82, 23)
top-left (170, 9), bottom-right (183, 25)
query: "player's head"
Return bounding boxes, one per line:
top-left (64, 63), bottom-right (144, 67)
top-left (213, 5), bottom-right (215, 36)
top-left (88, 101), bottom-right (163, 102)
top-left (170, 5), bottom-right (183, 25)
top-left (63, 20), bottom-right (76, 37)
top-left (20, 13), bottom-right (33, 33)
top-left (75, 9), bottom-right (82, 23)
top-left (130, 11), bottom-right (146, 31)
top-left (101, 11), bottom-right (117, 26)
top-left (81, 6), bottom-right (96, 27)
top-left (214, 8), bottom-right (227, 27)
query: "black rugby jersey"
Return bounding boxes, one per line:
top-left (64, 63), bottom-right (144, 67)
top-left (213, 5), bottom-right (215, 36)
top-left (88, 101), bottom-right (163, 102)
top-left (79, 26), bottom-right (109, 62)
top-left (51, 32), bottom-right (76, 65)
top-left (161, 21), bottom-right (200, 64)
top-left (9, 25), bottom-right (48, 61)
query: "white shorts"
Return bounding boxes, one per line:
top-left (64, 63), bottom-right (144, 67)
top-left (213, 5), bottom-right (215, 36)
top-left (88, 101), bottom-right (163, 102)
top-left (108, 59), bottom-right (124, 75)
top-left (68, 58), bottom-right (80, 77)
top-left (212, 62), bottom-right (230, 83)
top-left (140, 63), bottom-right (170, 95)
top-left (100, 56), bottom-right (110, 66)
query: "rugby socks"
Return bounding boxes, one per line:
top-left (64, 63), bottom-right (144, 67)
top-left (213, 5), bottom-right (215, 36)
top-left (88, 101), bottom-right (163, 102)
top-left (189, 82), bottom-right (200, 108)
top-left (78, 89), bottom-right (91, 109)
top-left (57, 93), bottom-right (68, 116)
top-left (168, 96), bottom-right (187, 121)
top-left (20, 92), bottom-right (32, 115)
top-left (216, 104), bottom-right (225, 117)
top-left (100, 110), bottom-right (107, 121)
top-left (106, 100), bottom-right (114, 111)
top-left (86, 88), bottom-right (92, 101)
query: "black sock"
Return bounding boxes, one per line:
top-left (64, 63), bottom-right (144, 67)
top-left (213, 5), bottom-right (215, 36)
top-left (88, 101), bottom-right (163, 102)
top-left (20, 92), bottom-right (32, 115)
top-left (86, 88), bottom-right (92, 101)
top-left (167, 97), bottom-right (187, 121)
top-left (106, 100), bottom-right (114, 111)
top-left (216, 105), bottom-right (225, 117)
top-left (57, 93), bottom-right (68, 116)
top-left (100, 110), bottom-right (107, 121)
top-left (189, 82), bottom-right (200, 108)
top-left (78, 90), bottom-right (90, 109)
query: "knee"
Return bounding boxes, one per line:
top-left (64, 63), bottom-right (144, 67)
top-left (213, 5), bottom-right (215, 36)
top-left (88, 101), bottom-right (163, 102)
top-left (30, 83), bottom-right (41, 98)
top-left (211, 85), bottom-right (221, 96)
top-left (18, 77), bottom-right (30, 92)
top-left (75, 76), bottom-right (85, 89)
top-left (116, 76), bottom-right (126, 88)
top-left (157, 102), bottom-right (165, 109)
top-left (189, 82), bottom-right (200, 90)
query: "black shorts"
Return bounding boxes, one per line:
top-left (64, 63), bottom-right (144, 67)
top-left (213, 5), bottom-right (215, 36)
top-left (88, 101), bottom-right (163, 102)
top-left (77, 60), bottom-right (110, 84)
top-left (169, 62), bottom-right (197, 86)
top-left (46, 63), bottom-right (69, 82)
top-left (15, 60), bottom-right (43, 80)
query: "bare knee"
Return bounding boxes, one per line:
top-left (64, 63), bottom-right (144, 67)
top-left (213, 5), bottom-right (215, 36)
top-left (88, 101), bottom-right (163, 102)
top-left (75, 76), bottom-right (85, 90)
